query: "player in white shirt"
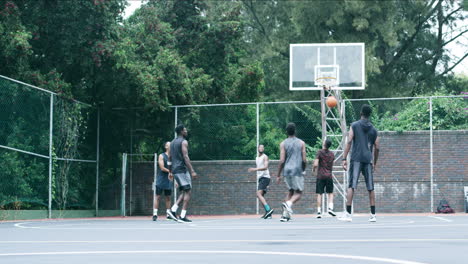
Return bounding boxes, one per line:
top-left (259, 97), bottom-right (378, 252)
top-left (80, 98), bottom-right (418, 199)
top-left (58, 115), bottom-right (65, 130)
top-left (248, 144), bottom-right (274, 219)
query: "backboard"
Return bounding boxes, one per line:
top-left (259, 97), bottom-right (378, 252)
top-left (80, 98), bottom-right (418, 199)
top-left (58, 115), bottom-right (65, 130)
top-left (289, 43), bottom-right (365, 90)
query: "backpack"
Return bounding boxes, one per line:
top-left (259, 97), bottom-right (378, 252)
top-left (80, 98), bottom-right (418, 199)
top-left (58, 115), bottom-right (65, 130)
top-left (436, 199), bottom-right (455, 214)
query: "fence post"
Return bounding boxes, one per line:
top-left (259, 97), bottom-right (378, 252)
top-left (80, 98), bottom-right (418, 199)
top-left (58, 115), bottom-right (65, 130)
top-left (256, 103), bottom-right (259, 215)
top-left (174, 106), bottom-right (178, 139)
top-left (429, 97), bottom-right (434, 212)
top-left (95, 108), bottom-right (100, 217)
top-left (153, 153), bottom-right (157, 216)
top-left (48, 94), bottom-right (54, 219)
top-left (173, 107), bottom-right (178, 204)
top-left (121, 153), bottom-right (127, 216)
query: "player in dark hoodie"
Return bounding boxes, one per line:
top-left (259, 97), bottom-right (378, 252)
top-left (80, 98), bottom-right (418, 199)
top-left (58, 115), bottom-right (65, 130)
top-left (339, 104), bottom-right (380, 222)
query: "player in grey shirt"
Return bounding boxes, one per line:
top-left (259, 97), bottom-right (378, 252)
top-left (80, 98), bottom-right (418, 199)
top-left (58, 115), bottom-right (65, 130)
top-left (276, 123), bottom-right (307, 222)
top-left (167, 124), bottom-right (198, 223)
top-left (340, 104), bottom-right (380, 222)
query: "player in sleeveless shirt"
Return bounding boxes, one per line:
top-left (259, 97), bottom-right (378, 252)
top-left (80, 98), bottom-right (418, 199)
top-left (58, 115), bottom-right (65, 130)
top-left (153, 141), bottom-right (174, 221)
top-left (248, 144), bottom-right (274, 219)
top-left (340, 104), bottom-right (380, 222)
top-left (276, 123), bottom-right (307, 222)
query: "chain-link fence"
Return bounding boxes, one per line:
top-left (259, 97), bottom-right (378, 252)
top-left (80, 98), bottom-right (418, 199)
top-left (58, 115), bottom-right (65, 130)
top-left (173, 95), bottom-right (467, 214)
top-left (1, 73), bottom-right (466, 218)
top-left (0, 75), bottom-right (99, 220)
top-left (174, 102), bottom-right (325, 161)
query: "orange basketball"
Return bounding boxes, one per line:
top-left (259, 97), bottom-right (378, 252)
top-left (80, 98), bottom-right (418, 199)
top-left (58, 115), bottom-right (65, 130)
top-left (326, 96), bottom-right (337, 108)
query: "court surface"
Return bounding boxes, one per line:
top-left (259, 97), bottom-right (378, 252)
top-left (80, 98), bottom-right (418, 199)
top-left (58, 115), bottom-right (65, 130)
top-left (1, 214), bottom-right (467, 264)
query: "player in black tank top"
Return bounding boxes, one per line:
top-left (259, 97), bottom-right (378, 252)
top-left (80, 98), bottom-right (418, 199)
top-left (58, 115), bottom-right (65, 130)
top-left (153, 142), bottom-right (174, 221)
top-left (340, 105), bottom-right (380, 222)
top-left (167, 124), bottom-right (198, 223)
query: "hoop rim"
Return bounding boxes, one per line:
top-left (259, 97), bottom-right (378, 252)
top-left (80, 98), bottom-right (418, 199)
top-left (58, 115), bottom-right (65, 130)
top-left (315, 76), bottom-right (338, 88)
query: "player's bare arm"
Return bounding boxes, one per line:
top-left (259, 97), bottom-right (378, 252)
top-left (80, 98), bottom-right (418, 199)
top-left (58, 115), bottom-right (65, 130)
top-left (276, 142), bottom-right (285, 184)
top-left (301, 140), bottom-right (307, 172)
top-left (373, 136), bottom-right (380, 172)
top-left (342, 127), bottom-right (354, 171)
top-left (182, 140), bottom-right (197, 179)
top-left (313, 159), bottom-right (319, 173)
top-left (167, 149), bottom-right (173, 181)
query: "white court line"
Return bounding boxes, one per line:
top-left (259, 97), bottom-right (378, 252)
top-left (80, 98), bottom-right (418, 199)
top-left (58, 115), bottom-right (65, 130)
top-left (428, 216), bottom-right (453, 222)
top-left (13, 222), bottom-right (468, 231)
top-left (12, 220), bottom-right (416, 229)
top-left (0, 250), bottom-right (428, 264)
top-left (0, 238), bottom-right (467, 244)
top-left (14, 223), bottom-right (40, 229)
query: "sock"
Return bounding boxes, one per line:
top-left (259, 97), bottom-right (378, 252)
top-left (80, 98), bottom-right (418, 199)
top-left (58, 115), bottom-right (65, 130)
top-left (328, 203), bottom-right (334, 210)
top-left (317, 207), bottom-right (321, 213)
top-left (264, 204), bottom-right (271, 212)
top-left (346, 205), bottom-right (352, 214)
top-left (286, 201), bottom-right (292, 207)
top-left (371, 206), bottom-right (376, 215)
top-left (181, 210), bottom-right (187, 218)
top-left (171, 204), bottom-right (178, 212)
top-left (166, 209), bottom-right (171, 214)
top-left (153, 209), bottom-right (158, 216)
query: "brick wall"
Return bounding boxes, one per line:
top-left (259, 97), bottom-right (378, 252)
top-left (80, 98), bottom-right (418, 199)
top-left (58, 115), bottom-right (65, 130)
top-left (129, 130), bottom-right (467, 215)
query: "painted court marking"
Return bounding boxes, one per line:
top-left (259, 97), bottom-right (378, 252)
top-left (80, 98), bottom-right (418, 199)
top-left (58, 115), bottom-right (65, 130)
top-left (427, 216), bottom-right (452, 222)
top-left (0, 250), bottom-right (428, 264)
top-left (0, 238), bottom-right (467, 244)
top-left (12, 221), bottom-right (468, 231)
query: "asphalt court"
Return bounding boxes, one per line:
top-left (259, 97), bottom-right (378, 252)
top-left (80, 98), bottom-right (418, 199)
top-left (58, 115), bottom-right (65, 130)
top-left (1, 214), bottom-right (467, 264)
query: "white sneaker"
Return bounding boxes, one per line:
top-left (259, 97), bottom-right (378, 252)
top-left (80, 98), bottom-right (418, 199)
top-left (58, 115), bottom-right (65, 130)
top-left (316, 212), bottom-right (322, 219)
top-left (369, 214), bottom-right (377, 222)
top-left (281, 202), bottom-right (293, 219)
top-left (282, 202), bottom-right (293, 215)
top-left (338, 213), bottom-right (352, 222)
top-left (328, 208), bottom-right (336, 217)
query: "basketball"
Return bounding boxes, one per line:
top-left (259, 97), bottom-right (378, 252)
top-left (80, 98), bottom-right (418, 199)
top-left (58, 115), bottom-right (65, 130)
top-left (326, 96), bottom-right (337, 108)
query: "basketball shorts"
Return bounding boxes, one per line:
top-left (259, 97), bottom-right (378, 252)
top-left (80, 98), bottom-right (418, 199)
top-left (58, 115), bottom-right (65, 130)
top-left (316, 178), bottom-right (334, 194)
top-left (174, 172), bottom-right (192, 191)
top-left (156, 187), bottom-right (172, 196)
top-left (348, 161), bottom-right (374, 191)
top-left (258, 177), bottom-right (271, 193)
top-left (284, 175), bottom-right (304, 191)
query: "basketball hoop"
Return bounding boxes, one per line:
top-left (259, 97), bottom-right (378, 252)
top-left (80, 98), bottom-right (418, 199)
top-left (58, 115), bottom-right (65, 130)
top-left (315, 76), bottom-right (337, 90)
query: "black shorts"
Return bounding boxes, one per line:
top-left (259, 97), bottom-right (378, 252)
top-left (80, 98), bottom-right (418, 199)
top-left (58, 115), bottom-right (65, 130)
top-left (156, 187), bottom-right (172, 196)
top-left (348, 161), bottom-right (374, 191)
top-left (316, 178), bottom-right (334, 194)
top-left (258, 177), bottom-right (271, 193)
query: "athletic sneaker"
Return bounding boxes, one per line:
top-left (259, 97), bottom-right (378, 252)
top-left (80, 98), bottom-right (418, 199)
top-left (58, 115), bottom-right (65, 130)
top-left (280, 216), bottom-right (290, 222)
top-left (338, 213), bottom-right (352, 222)
top-left (282, 202), bottom-right (293, 216)
top-left (262, 209), bottom-right (274, 219)
top-left (152, 215), bottom-right (158, 221)
top-left (328, 208), bottom-right (336, 217)
top-left (316, 212), bottom-right (322, 219)
top-left (178, 217), bottom-right (192, 223)
top-left (369, 214), bottom-right (377, 222)
top-left (167, 211), bottom-right (178, 221)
